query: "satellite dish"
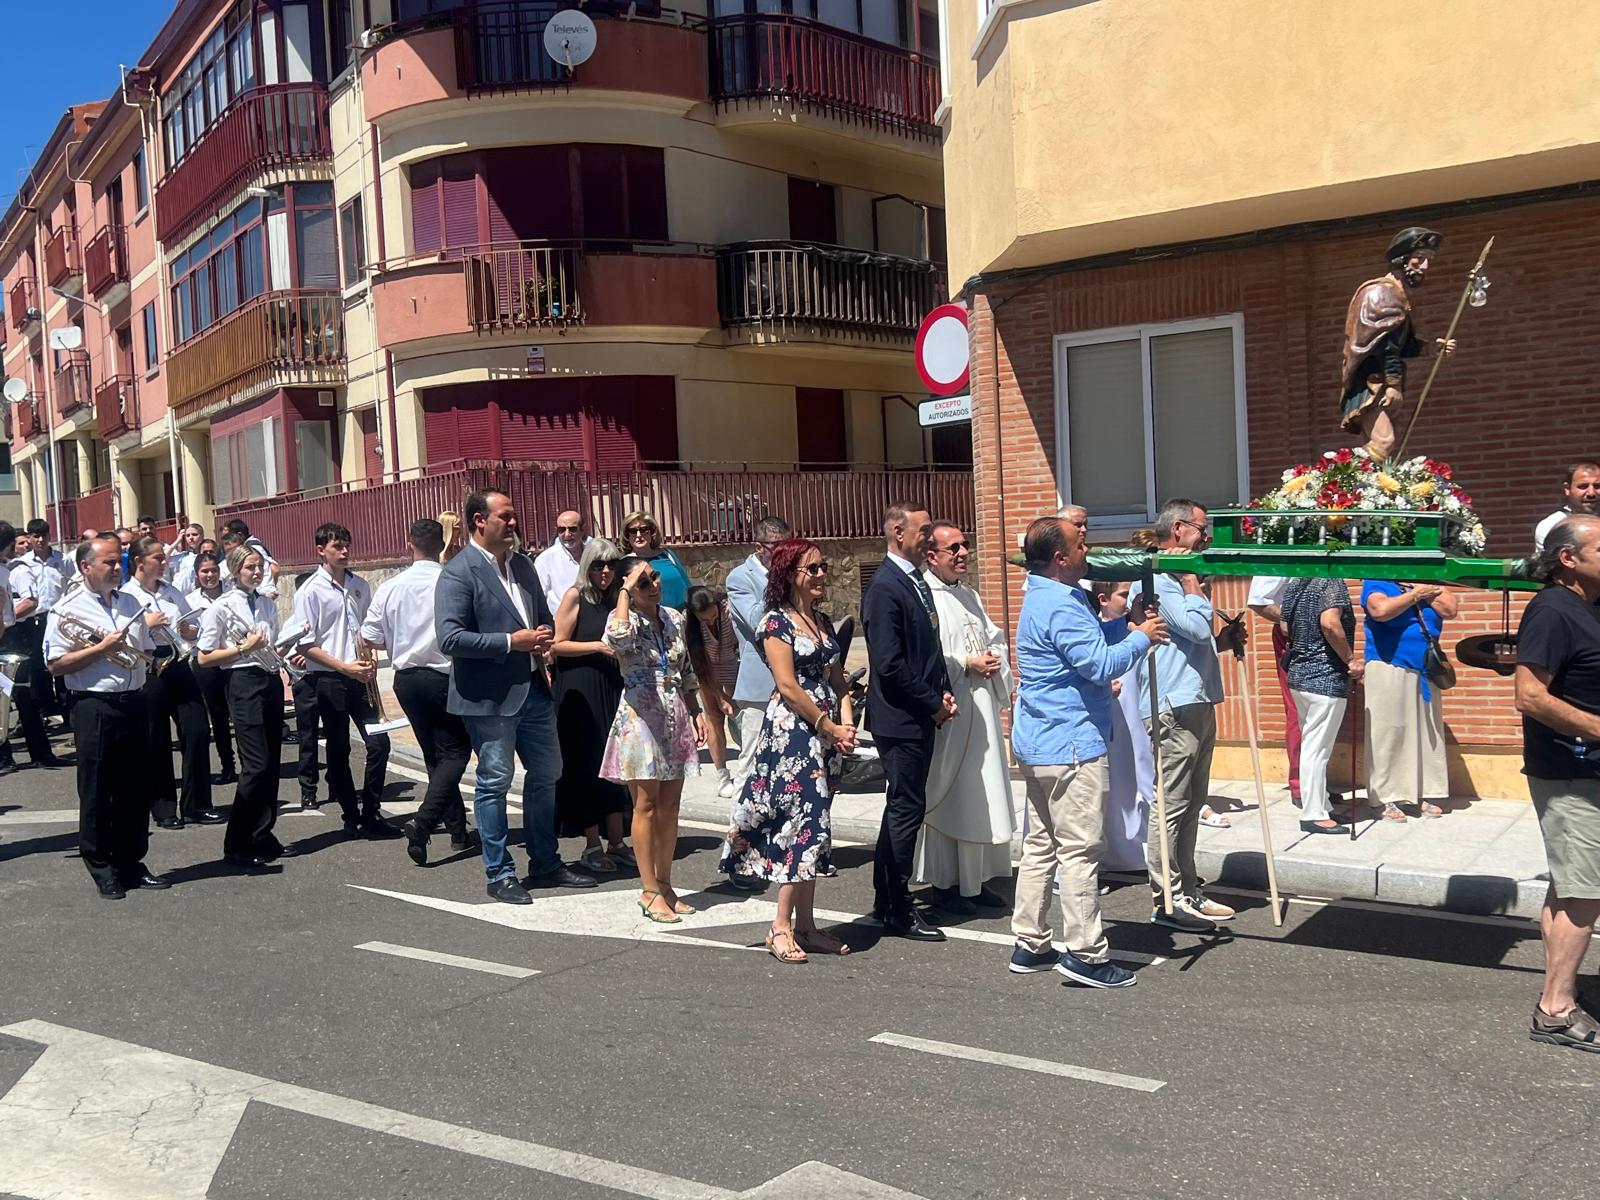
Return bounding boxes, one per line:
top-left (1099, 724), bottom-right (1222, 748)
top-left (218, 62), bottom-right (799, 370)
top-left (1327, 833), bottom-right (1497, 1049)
top-left (3, 378), bottom-right (28, 404)
top-left (49, 325), bottom-right (84, 351)
top-left (544, 10), bottom-right (597, 67)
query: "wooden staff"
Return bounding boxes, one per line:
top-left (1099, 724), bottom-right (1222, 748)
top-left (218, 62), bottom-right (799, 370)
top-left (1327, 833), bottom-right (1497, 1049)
top-left (1144, 563), bottom-right (1174, 915)
top-left (1392, 236), bottom-right (1494, 463)
top-left (1228, 627), bottom-right (1283, 925)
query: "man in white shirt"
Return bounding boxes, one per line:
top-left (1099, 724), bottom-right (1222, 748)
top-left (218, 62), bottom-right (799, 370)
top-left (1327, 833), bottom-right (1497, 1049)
top-left (1535, 461), bottom-right (1600, 553)
top-left (45, 535), bottom-right (170, 899)
top-left (292, 522), bottom-right (395, 839)
top-left (360, 518), bottom-right (475, 866)
top-left (11, 524), bottom-right (67, 765)
top-left (533, 509), bottom-right (590, 614)
top-left (0, 524), bottom-right (21, 775)
top-left (165, 521), bottom-right (204, 594)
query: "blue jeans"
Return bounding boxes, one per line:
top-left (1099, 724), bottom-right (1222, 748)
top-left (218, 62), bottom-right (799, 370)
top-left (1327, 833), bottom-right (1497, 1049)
top-left (464, 687), bottom-right (563, 882)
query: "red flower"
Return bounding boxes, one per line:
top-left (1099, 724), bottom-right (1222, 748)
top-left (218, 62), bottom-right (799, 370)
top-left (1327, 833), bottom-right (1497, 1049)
top-left (1334, 448), bottom-right (1354, 465)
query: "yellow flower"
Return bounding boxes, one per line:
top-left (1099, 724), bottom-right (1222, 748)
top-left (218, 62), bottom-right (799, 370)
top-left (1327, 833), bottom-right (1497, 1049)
top-left (1408, 481), bottom-right (1435, 501)
top-left (1375, 472), bottom-right (1401, 495)
top-left (1282, 475), bottom-right (1311, 495)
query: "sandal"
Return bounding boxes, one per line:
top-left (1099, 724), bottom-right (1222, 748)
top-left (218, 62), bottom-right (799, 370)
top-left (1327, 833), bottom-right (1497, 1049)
top-left (607, 843), bottom-right (637, 868)
top-left (662, 889), bottom-right (696, 915)
top-left (1419, 802), bottom-right (1445, 818)
top-left (1199, 807), bottom-right (1231, 829)
top-left (637, 890), bottom-right (682, 925)
top-left (1380, 804), bottom-right (1408, 822)
top-left (765, 928), bottom-right (808, 964)
top-left (1531, 1003), bottom-right (1600, 1052)
top-left (796, 928), bottom-right (851, 956)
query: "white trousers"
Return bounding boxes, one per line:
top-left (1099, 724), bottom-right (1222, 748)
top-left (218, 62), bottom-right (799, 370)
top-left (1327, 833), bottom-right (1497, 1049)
top-left (1292, 689), bottom-right (1347, 823)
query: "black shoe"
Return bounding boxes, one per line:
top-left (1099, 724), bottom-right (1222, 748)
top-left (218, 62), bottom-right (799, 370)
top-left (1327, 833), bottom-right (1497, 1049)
top-left (187, 809), bottom-right (227, 825)
top-left (362, 816), bottom-right (402, 840)
top-left (931, 888), bottom-right (979, 917)
top-left (121, 869), bottom-right (172, 890)
top-left (267, 842), bottom-right (302, 859)
top-left (487, 877), bottom-right (533, 905)
top-left (524, 864), bottom-right (599, 889)
top-left (156, 817), bottom-right (184, 830)
top-left (0, 754), bottom-right (16, 777)
top-left (1055, 954), bottom-right (1137, 989)
top-left (974, 886), bottom-right (1010, 910)
top-left (1151, 903), bottom-right (1217, 933)
top-left (880, 909), bottom-right (947, 942)
top-left (302, 792), bottom-right (321, 811)
top-left (35, 754), bottom-right (64, 770)
top-left (1299, 819), bottom-right (1350, 835)
top-left (725, 872), bottom-right (767, 893)
top-left (403, 819), bottom-right (429, 866)
top-left (213, 768), bottom-right (238, 786)
top-left (96, 879), bottom-right (127, 900)
top-left (223, 853), bottom-right (273, 871)
top-left (449, 830), bottom-right (481, 853)
top-left (342, 820), bottom-right (363, 839)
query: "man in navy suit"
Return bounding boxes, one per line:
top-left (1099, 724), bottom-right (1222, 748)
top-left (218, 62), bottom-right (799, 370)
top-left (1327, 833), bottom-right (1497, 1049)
top-left (436, 489), bottom-right (598, 904)
top-left (863, 502), bottom-right (957, 941)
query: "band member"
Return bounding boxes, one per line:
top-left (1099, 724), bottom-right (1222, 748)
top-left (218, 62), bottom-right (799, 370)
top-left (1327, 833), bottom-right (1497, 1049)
top-left (44, 535), bottom-right (170, 899)
top-left (360, 519), bottom-right (476, 865)
top-left (196, 544), bottom-right (296, 869)
top-left (185, 552), bottom-right (238, 786)
top-left (12, 525), bottom-right (68, 760)
top-left (291, 568), bottom-right (323, 809)
top-left (0, 524), bottom-right (54, 773)
top-left (219, 518), bottom-right (282, 598)
top-left (165, 522), bottom-right (205, 593)
top-left (292, 523), bottom-right (395, 839)
top-left (125, 538), bottom-right (224, 829)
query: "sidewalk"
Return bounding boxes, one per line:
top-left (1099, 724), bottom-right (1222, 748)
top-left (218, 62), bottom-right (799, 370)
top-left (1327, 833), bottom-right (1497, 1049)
top-left (373, 666), bottom-right (1550, 920)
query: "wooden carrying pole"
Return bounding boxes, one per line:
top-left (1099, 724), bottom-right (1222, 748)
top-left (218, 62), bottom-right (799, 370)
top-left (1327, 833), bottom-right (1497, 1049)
top-left (1144, 565), bottom-right (1174, 914)
top-left (1231, 646), bottom-right (1283, 925)
top-left (1392, 236), bottom-right (1494, 463)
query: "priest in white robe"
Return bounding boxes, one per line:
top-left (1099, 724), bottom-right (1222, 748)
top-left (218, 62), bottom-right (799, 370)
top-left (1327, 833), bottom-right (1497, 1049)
top-left (912, 522), bottom-right (1017, 914)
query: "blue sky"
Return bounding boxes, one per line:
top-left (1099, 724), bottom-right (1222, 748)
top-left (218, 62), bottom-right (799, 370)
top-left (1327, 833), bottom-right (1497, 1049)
top-left (0, 2), bottom-right (171, 208)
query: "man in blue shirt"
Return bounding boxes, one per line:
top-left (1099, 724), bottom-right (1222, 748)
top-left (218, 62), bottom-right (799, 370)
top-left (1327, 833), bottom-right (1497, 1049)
top-left (1129, 499), bottom-right (1234, 933)
top-left (1009, 514), bottom-right (1166, 989)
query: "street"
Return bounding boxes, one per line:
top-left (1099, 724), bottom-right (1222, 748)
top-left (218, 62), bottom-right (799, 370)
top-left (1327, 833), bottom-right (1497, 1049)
top-left (1, 738), bottom-right (1597, 1200)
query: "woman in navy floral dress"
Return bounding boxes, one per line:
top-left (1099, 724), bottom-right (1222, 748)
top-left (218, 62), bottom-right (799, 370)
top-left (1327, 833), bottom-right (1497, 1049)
top-left (721, 538), bottom-right (857, 963)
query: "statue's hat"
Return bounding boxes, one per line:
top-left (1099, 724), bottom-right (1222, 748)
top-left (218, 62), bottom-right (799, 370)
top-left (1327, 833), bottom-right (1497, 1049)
top-left (1387, 226), bottom-right (1443, 264)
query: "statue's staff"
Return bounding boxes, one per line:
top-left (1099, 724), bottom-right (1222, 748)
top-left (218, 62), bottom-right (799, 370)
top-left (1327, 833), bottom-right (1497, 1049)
top-left (1392, 236), bottom-right (1494, 463)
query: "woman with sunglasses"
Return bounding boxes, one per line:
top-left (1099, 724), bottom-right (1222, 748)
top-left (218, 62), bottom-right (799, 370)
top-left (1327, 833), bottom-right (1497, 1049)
top-left (722, 538), bottom-right (857, 963)
top-left (620, 511), bottom-right (690, 611)
top-left (553, 538), bottom-right (634, 873)
top-left (602, 556), bottom-right (702, 923)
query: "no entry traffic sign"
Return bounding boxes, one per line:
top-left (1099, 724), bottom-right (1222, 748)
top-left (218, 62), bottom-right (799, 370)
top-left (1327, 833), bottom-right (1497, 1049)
top-left (914, 304), bottom-right (970, 396)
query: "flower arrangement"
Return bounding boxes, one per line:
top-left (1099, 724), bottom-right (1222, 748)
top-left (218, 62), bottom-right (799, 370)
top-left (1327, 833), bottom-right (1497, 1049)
top-left (1245, 448), bottom-right (1487, 554)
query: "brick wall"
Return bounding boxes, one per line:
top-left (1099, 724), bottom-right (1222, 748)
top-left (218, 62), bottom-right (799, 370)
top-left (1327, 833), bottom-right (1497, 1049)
top-left (970, 193), bottom-right (1600, 793)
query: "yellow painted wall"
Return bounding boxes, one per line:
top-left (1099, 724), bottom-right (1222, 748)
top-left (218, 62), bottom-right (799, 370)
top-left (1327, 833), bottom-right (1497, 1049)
top-left (945, 0), bottom-right (1600, 283)
top-left (676, 381), bottom-right (798, 466)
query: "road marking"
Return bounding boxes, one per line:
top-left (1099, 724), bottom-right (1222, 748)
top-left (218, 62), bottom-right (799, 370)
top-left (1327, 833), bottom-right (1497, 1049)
top-left (0, 1020), bottom-right (921, 1200)
top-left (0, 809), bottom-right (78, 826)
top-left (355, 941), bottom-right (539, 978)
top-left (869, 1032), bottom-right (1166, 1094)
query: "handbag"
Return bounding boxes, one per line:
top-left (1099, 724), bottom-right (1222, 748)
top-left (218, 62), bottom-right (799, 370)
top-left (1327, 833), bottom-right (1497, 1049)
top-left (1414, 603), bottom-right (1456, 691)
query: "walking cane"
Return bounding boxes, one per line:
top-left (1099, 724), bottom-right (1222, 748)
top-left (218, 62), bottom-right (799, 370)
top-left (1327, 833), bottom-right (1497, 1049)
top-left (1348, 677), bottom-right (1362, 842)
top-left (1144, 562), bottom-right (1174, 915)
top-left (1228, 638), bottom-right (1283, 926)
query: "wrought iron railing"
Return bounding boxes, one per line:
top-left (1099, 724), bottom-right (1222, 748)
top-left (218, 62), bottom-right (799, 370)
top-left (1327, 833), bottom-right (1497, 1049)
top-left (166, 289), bottom-right (344, 418)
top-left (716, 240), bottom-right (943, 341)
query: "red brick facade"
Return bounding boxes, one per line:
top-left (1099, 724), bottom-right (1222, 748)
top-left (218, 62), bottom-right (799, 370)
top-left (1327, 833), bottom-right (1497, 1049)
top-left (969, 192), bottom-right (1600, 792)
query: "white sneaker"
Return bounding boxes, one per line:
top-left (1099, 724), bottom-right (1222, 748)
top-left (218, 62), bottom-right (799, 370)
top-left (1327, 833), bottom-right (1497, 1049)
top-left (717, 776), bottom-right (736, 799)
top-left (1186, 893), bottom-right (1236, 922)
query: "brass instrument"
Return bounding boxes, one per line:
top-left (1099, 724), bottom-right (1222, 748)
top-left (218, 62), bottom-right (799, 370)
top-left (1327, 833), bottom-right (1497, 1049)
top-left (54, 612), bottom-right (156, 671)
top-left (357, 640), bottom-right (387, 721)
top-left (217, 606), bottom-right (306, 681)
top-left (140, 603), bottom-right (198, 676)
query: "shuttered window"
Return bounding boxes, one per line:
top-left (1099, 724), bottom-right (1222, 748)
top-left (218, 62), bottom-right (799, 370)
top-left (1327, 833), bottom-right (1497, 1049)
top-left (296, 207), bottom-right (338, 289)
top-left (411, 158), bottom-right (442, 253)
top-left (358, 409), bottom-right (382, 483)
top-left (795, 387), bottom-right (847, 465)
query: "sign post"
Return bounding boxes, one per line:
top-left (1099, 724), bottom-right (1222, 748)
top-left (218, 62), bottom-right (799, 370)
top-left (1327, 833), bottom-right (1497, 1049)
top-left (914, 304), bottom-right (970, 397)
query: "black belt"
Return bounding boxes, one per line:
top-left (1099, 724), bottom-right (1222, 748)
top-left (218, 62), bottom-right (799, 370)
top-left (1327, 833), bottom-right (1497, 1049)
top-left (395, 666), bottom-right (448, 676)
top-left (68, 689), bottom-right (142, 704)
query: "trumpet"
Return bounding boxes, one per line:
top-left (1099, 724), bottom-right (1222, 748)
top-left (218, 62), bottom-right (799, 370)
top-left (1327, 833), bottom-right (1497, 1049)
top-left (143, 610), bottom-right (198, 675)
top-left (218, 607), bottom-right (306, 681)
top-left (54, 612), bottom-right (156, 671)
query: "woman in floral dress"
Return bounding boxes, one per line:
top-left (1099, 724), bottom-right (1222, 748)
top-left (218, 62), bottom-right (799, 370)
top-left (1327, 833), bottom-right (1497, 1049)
top-left (721, 538), bottom-right (857, 963)
top-left (602, 557), bottom-right (702, 924)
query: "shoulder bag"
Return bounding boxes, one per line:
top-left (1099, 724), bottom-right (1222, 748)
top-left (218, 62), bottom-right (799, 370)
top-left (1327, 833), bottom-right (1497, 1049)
top-left (1414, 602), bottom-right (1457, 691)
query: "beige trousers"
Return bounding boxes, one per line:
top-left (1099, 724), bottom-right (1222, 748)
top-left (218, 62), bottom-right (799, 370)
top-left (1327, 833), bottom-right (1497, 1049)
top-left (1363, 660), bottom-right (1447, 806)
top-left (1011, 757), bottom-right (1110, 963)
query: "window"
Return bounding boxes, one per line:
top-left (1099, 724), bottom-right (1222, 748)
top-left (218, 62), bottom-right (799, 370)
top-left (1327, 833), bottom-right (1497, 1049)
top-left (1054, 316), bottom-right (1246, 524)
top-left (132, 148), bottom-right (149, 213)
top-left (339, 198), bottom-right (367, 286)
top-left (213, 417), bottom-right (284, 503)
top-left (141, 303), bottom-right (159, 372)
top-left (0, 444), bottom-right (13, 492)
top-left (295, 419), bottom-right (335, 496)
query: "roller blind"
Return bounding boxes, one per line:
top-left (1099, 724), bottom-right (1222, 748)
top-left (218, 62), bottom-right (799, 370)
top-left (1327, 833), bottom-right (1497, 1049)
top-left (1150, 327), bottom-right (1239, 510)
top-left (1064, 339), bottom-right (1145, 518)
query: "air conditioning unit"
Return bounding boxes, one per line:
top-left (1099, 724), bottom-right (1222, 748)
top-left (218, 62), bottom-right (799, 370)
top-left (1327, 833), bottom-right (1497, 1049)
top-left (316, 390), bottom-right (334, 407)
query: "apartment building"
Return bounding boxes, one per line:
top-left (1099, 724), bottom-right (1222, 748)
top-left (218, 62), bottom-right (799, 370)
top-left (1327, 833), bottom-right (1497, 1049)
top-left (2, 0), bottom-right (965, 582)
top-left (939, 0), bottom-right (1600, 798)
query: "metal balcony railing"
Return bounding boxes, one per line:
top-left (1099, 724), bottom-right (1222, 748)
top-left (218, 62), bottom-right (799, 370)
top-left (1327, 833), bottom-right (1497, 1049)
top-left (94, 373), bottom-right (140, 441)
top-left (716, 240), bottom-right (944, 342)
top-left (44, 226), bottom-right (81, 285)
top-left (154, 84), bottom-right (332, 244)
top-left (709, 15), bottom-right (940, 140)
top-left (7, 277), bottom-right (37, 332)
top-left (84, 225), bottom-right (129, 297)
top-left (15, 396), bottom-right (43, 441)
top-left (461, 242), bottom-right (585, 330)
top-left (53, 354), bottom-right (92, 419)
top-left (166, 289), bottom-right (344, 418)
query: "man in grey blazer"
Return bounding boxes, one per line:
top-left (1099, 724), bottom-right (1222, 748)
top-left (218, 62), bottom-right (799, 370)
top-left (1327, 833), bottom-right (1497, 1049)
top-left (436, 489), bottom-right (598, 904)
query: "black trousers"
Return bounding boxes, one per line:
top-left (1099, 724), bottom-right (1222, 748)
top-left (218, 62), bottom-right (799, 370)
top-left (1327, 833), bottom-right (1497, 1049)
top-left (872, 728), bottom-right (937, 917)
top-left (226, 669), bottom-right (284, 858)
top-left (193, 661), bottom-right (236, 773)
top-left (23, 616), bottom-right (56, 715)
top-left (0, 622), bottom-right (51, 762)
top-left (313, 672), bottom-right (391, 823)
top-left (393, 667), bottom-right (470, 837)
top-left (145, 660), bottom-right (213, 822)
top-left (293, 672), bottom-right (320, 797)
top-left (71, 690), bottom-right (152, 885)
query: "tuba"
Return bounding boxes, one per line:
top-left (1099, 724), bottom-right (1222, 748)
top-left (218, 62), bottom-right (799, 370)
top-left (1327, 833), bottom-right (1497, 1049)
top-left (54, 612), bottom-right (155, 671)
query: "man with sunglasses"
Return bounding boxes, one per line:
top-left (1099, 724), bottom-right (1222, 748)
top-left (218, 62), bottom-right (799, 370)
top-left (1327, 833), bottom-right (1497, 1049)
top-left (534, 510), bottom-right (590, 615)
top-left (1127, 499), bottom-right (1235, 934)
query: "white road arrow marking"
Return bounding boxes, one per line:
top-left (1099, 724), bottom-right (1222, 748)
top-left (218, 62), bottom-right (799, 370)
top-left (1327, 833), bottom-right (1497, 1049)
top-left (0, 1020), bottom-right (925, 1200)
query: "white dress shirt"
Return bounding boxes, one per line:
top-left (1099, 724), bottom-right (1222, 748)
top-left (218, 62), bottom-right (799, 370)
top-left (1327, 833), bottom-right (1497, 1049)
top-left (534, 538), bottom-right (587, 615)
top-left (14, 551), bottom-right (66, 617)
top-left (185, 587), bottom-right (228, 616)
top-left (198, 588), bottom-right (280, 672)
top-left (167, 550), bottom-right (198, 594)
top-left (472, 540), bottom-right (530, 629)
top-left (0, 560), bottom-right (14, 631)
top-left (124, 576), bottom-right (199, 648)
top-left (220, 538), bottom-right (280, 598)
top-left (43, 586), bottom-right (154, 693)
top-left (1246, 575), bottom-right (1291, 608)
top-left (292, 566), bottom-right (372, 672)
top-left (359, 560), bottom-right (450, 674)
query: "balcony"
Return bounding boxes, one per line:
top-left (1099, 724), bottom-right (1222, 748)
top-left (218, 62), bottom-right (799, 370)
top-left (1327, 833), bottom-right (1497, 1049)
top-left (44, 226), bottom-right (81, 286)
top-left (84, 225), bottom-right (129, 298)
top-left (217, 461), bottom-right (975, 563)
top-left (154, 84), bottom-right (331, 246)
top-left (709, 15), bottom-right (940, 143)
top-left (166, 289), bottom-right (345, 420)
top-left (15, 396), bottom-right (43, 441)
top-left (373, 241), bottom-right (719, 345)
top-left (53, 353), bottom-right (92, 420)
top-left (7, 277), bottom-right (37, 332)
top-left (94, 373), bottom-right (140, 441)
top-left (716, 241), bottom-right (944, 346)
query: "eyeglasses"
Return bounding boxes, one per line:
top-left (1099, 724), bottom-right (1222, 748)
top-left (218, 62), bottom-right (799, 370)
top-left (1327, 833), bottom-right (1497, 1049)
top-left (1176, 518), bottom-right (1212, 539)
top-left (801, 561), bottom-right (830, 576)
top-left (936, 541), bottom-right (970, 554)
top-left (625, 525), bottom-right (654, 537)
top-left (635, 570), bottom-right (661, 587)
top-left (556, 524), bottom-right (582, 533)
top-left (588, 561), bottom-right (616, 573)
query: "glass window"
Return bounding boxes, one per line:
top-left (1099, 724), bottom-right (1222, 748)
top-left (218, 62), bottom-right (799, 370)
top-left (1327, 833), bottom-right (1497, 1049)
top-left (215, 242), bottom-right (239, 317)
top-left (141, 302), bottom-right (159, 371)
top-left (0, 444), bottom-right (15, 493)
top-left (245, 423), bottom-right (268, 499)
top-left (296, 207), bottom-right (338, 289)
top-left (212, 434), bottom-right (232, 506)
top-left (339, 197), bottom-right (366, 286)
top-left (295, 420), bottom-right (334, 495)
top-left (241, 224), bottom-right (265, 301)
top-left (132, 148), bottom-right (149, 212)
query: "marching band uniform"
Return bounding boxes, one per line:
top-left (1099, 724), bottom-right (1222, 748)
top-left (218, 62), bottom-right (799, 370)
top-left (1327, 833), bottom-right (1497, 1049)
top-left (359, 557), bottom-right (473, 863)
top-left (293, 567), bottom-right (392, 837)
top-left (11, 548), bottom-right (65, 765)
top-left (43, 584), bottom-right (162, 897)
top-left (198, 587), bottom-right (289, 864)
top-left (124, 575), bottom-right (219, 827)
top-left (186, 587), bottom-right (238, 783)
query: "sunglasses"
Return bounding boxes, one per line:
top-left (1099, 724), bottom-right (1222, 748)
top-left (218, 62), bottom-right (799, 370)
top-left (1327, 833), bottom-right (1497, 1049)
top-left (936, 541), bottom-right (970, 554)
top-left (1176, 518), bottom-right (1212, 539)
top-left (588, 561), bottom-right (616, 572)
top-left (634, 570), bottom-right (661, 586)
top-left (625, 525), bottom-right (654, 536)
top-left (801, 561), bottom-right (830, 576)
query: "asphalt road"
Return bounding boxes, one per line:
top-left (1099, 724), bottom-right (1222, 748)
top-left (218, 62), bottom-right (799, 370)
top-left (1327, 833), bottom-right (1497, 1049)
top-left (1, 729), bottom-right (1597, 1200)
